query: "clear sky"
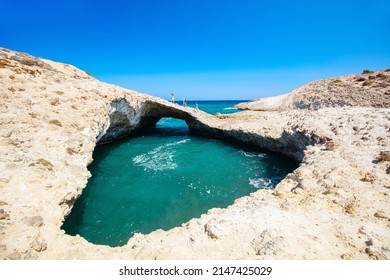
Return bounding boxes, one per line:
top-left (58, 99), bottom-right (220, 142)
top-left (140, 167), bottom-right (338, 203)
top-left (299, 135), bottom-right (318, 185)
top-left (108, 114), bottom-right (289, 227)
top-left (1, 0), bottom-right (389, 100)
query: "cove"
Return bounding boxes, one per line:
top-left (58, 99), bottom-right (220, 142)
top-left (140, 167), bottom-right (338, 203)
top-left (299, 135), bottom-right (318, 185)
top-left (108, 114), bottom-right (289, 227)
top-left (62, 101), bottom-right (297, 247)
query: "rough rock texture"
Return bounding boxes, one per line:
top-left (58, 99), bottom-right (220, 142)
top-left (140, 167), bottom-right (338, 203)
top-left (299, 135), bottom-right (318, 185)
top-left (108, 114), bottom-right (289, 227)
top-left (235, 70), bottom-right (390, 111)
top-left (1, 48), bottom-right (389, 259)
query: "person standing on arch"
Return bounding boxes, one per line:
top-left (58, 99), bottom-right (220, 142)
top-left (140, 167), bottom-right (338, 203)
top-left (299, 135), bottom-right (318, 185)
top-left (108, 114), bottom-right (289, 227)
top-left (195, 101), bottom-right (199, 111)
top-left (171, 93), bottom-right (175, 103)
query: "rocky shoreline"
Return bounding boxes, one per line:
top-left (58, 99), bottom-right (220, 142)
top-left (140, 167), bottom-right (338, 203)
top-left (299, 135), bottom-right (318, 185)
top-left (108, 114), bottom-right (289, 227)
top-left (234, 69), bottom-right (390, 111)
top-left (0, 48), bottom-right (389, 259)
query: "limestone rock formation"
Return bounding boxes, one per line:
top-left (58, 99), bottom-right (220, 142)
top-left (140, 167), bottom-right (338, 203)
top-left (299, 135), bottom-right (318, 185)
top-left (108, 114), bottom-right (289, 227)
top-left (0, 48), bottom-right (389, 260)
top-left (235, 70), bottom-right (390, 111)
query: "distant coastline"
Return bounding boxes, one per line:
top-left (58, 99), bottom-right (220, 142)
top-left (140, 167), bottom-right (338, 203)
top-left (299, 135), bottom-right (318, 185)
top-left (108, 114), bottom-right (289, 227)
top-left (170, 100), bottom-right (250, 103)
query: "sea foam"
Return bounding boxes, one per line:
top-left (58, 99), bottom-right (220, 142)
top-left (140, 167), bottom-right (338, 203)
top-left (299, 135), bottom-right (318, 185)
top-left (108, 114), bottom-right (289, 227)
top-left (249, 178), bottom-right (273, 189)
top-left (132, 139), bottom-right (190, 171)
top-left (240, 150), bottom-right (267, 158)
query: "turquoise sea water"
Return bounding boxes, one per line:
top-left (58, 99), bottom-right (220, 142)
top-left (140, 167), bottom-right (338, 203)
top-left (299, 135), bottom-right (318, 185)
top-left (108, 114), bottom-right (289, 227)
top-left (183, 100), bottom-right (243, 115)
top-left (62, 101), bottom-right (297, 246)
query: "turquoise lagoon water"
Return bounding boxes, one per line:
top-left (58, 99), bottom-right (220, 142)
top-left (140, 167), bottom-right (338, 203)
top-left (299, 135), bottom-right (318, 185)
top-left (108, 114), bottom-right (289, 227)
top-left (62, 101), bottom-right (297, 246)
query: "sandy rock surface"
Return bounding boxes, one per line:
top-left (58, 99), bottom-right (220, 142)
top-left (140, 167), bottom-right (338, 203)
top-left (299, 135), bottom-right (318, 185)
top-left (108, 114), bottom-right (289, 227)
top-left (236, 70), bottom-right (390, 111)
top-left (0, 48), bottom-right (389, 259)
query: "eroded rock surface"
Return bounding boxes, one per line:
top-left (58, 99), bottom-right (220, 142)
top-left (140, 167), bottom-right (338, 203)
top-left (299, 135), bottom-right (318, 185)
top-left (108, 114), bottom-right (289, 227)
top-left (0, 48), bottom-right (389, 259)
top-left (235, 70), bottom-right (390, 111)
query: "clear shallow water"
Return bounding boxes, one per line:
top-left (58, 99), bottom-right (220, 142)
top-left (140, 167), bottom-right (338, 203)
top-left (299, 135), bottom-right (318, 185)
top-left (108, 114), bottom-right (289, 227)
top-left (62, 101), bottom-right (297, 246)
top-left (182, 100), bottom-right (243, 115)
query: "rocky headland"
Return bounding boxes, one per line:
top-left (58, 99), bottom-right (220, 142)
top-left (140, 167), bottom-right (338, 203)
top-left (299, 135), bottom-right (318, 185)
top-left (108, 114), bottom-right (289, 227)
top-left (235, 69), bottom-right (390, 111)
top-left (0, 48), bottom-right (389, 259)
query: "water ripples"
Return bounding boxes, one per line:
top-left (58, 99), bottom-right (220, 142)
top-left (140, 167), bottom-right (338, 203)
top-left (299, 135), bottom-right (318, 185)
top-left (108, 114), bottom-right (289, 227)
top-left (132, 139), bottom-right (190, 171)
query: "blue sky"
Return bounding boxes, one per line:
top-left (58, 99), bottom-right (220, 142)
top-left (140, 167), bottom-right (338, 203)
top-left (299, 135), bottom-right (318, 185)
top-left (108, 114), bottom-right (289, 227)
top-left (1, 0), bottom-right (389, 100)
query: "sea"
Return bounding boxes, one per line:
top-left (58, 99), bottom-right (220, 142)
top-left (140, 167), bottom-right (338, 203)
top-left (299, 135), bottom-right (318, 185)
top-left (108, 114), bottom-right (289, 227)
top-left (61, 100), bottom-right (297, 246)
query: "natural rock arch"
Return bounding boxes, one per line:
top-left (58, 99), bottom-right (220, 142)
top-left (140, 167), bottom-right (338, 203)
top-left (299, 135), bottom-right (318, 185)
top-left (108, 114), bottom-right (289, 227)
top-left (95, 98), bottom-right (322, 162)
top-left (96, 98), bottom-right (214, 144)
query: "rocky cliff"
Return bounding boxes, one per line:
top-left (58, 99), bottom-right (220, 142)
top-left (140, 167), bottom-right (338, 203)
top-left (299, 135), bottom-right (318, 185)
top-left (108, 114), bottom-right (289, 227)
top-left (235, 70), bottom-right (390, 111)
top-left (0, 48), bottom-right (389, 260)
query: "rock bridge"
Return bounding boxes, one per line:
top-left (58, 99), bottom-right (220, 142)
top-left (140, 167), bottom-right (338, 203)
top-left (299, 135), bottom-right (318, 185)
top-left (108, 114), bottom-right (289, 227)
top-left (95, 96), bottom-right (319, 162)
top-left (96, 97), bottom-right (219, 144)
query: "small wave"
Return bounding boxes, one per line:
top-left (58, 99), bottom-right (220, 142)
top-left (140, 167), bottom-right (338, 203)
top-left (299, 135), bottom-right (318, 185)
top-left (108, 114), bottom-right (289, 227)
top-left (240, 150), bottom-right (267, 158)
top-left (170, 139), bottom-right (190, 146)
top-left (132, 139), bottom-right (190, 171)
top-left (249, 178), bottom-right (273, 189)
top-left (224, 107), bottom-right (239, 110)
top-left (241, 151), bottom-right (256, 157)
top-left (133, 150), bottom-right (177, 171)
